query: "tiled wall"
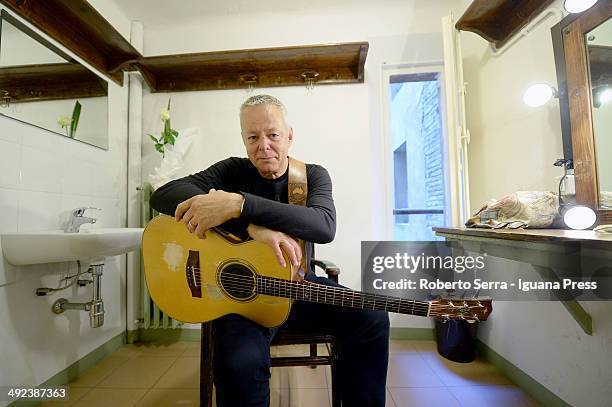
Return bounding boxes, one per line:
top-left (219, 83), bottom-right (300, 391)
top-left (0, 81), bottom-right (129, 396)
top-left (0, 2), bottom-right (132, 400)
top-left (0, 119), bottom-right (123, 235)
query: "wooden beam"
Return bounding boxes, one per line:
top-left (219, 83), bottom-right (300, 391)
top-left (135, 42), bottom-right (368, 93)
top-left (456, 0), bottom-right (555, 49)
top-left (0, 0), bottom-right (142, 85)
top-left (0, 63), bottom-right (107, 102)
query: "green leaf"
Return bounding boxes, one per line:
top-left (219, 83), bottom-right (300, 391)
top-left (163, 133), bottom-right (175, 145)
top-left (148, 134), bottom-right (159, 143)
top-left (154, 143), bottom-right (164, 154)
top-left (69, 101), bottom-right (82, 138)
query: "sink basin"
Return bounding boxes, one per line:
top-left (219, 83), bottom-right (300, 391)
top-left (1, 228), bottom-right (144, 265)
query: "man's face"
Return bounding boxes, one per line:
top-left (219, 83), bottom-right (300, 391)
top-left (241, 104), bottom-right (293, 179)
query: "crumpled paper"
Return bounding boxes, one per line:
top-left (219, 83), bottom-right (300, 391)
top-left (149, 127), bottom-right (196, 190)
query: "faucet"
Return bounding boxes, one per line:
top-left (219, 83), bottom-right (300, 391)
top-left (64, 207), bottom-right (100, 233)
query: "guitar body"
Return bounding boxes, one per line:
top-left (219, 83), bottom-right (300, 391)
top-left (142, 215), bottom-right (292, 327)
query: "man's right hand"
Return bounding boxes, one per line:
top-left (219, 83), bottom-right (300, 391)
top-left (247, 224), bottom-right (302, 272)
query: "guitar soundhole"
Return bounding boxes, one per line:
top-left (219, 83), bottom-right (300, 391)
top-left (218, 263), bottom-right (256, 301)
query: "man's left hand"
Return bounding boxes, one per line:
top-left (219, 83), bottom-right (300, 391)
top-left (175, 189), bottom-right (244, 239)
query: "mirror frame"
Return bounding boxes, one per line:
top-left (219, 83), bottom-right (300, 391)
top-left (563, 0), bottom-right (612, 224)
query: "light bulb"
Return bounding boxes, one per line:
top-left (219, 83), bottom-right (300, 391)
top-left (564, 0), bottom-right (598, 13)
top-left (563, 205), bottom-right (596, 230)
top-left (524, 84), bottom-right (555, 107)
top-left (599, 88), bottom-right (612, 105)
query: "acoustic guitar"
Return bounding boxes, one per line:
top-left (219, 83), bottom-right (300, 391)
top-left (142, 215), bottom-right (492, 326)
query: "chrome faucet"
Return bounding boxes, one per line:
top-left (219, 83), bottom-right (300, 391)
top-left (65, 207), bottom-right (100, 233)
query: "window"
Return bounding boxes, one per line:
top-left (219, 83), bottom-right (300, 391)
top-left (385, 68), bottom-right (448, 240)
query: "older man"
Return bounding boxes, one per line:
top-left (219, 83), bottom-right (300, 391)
top-left (150, 94), bottom-right (389, 407)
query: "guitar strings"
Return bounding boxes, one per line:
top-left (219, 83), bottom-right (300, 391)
top-left (187, 267), bottom-right (472, 313)
top-left (199, 275), bottom-right (432, 313)
top-left (192, 272), bottom-right (455, 312)
top-left (194, 272), bottom-right (471, 314)
top-left (189, 275), bottom-right (476, 317)
top-left (186, 272), bottom-right (470, 315)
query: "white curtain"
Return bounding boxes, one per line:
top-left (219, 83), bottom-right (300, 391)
top-left (442, 14), bottom-right (471, 226)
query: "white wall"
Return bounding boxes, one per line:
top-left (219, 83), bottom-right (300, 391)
top-left (0, 5), bottom-right (130, 403)
top-left (462, 7), bottom-right (565, 208)
top-left (461, 1), bottom-right (612, 406)
top-left (140, 0), bottom-right (470, 330)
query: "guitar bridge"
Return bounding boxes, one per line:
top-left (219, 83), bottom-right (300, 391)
top-left (186, 250), bottom-right (201, 298)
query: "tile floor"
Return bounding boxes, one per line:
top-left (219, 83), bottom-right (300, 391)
top-left (41, 339), bottom-right (539, 407)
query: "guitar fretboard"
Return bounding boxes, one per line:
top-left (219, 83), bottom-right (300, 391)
top-left (256, 275), bottom-right (430, 317)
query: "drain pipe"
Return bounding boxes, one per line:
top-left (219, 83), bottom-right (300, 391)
top-left (52, 262), bottom-right (105, 328)
top-left (126, 20), bottom-right (144, 337)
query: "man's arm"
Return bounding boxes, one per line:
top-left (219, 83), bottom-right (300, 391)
top-left (240, 165), bottom-right (336, 244)
top-left (149, 158), bottom-right (250, 239)
top-left (149, 158), bottom-right (240, 215)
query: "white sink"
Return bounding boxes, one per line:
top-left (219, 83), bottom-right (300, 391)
top-left (1, 228), bottom-right (144, 265)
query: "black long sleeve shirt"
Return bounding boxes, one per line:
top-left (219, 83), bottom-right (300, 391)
top-left (149, 157), bottom-right (337, 272)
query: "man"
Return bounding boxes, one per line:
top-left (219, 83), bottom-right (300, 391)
top-left (150, 94), bottom-right (389, 407)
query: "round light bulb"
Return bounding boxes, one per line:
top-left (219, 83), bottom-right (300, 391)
top-left (564, 0), bottom-right (598, 13)
top-left (523, 84), bottom-right (554, 107)
top-left (563, 206), bottom-right (596, 230)
top-left (599, 88), bottom-right (612, 105)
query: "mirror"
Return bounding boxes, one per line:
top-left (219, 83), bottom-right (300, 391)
top-left (558, 1), bottom-right (612, 224)
top-left (0, 11), bottom-right (108, 149)
top-left (586, 18), bottom-right (612, 209)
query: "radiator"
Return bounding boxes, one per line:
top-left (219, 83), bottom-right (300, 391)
top-left (141, 182), bottom-right (183, 329)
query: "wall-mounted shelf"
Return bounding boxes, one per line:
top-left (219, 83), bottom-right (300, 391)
top-left (0, 63), bottom-right (107, 102)
top-left (0, 0), bottom-right (142, 86)
top-left (134, 42), bottom-right (369, 92)
top-left (433, 227), bottom-right (612, 335)
top-left (456, 0), bottom-right (555, 49)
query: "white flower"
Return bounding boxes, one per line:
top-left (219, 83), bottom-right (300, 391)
top-left (57, 116), bottom-right (71, 127)
top-left (160, 108), bottom-right (171, 121)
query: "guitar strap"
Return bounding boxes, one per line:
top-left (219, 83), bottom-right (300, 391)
top-left (287, 157), bottom-right (308, 279)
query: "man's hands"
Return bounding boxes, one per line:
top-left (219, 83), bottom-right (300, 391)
top-left (175, 190), bottom-right (304, 281)
top-left (247, 224), bottom-right (304, 281)
top-left (175, 189), bottom-right (243, 239)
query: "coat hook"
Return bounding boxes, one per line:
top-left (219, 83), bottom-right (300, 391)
top-left (239, 73), bottom-right (258, 94)
top-left (0, 90), bottom-right (10, 108)
top-left (301, 71), bottom-right (319, 95)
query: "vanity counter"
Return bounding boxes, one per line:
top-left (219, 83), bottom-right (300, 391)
top-left (433, 227), bottom-right (612, 335)
top-left (433, 227), bottom-right (612, 249)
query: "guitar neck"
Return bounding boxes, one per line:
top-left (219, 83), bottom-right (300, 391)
top-left (256, 275), bottom-right (431, 317)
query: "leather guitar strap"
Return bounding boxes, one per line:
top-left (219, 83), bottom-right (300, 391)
top-left (287, 157), bottom-right (308, 279)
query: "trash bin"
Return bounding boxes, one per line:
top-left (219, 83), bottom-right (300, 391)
top-left (435, 318), bottom-right (478, 363)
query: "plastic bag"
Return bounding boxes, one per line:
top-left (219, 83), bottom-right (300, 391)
top-left (466, 191), bottom-right (560, 229)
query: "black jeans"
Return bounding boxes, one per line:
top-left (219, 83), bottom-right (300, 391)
top-left (212, 272), bottom-right (390, 407)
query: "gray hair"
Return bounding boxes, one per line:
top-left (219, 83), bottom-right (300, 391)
top-left (240, 94), bottom-right (287, 119)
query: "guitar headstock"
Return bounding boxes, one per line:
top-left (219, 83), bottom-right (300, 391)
top-left (428, 297), bottom-right (492, 322)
